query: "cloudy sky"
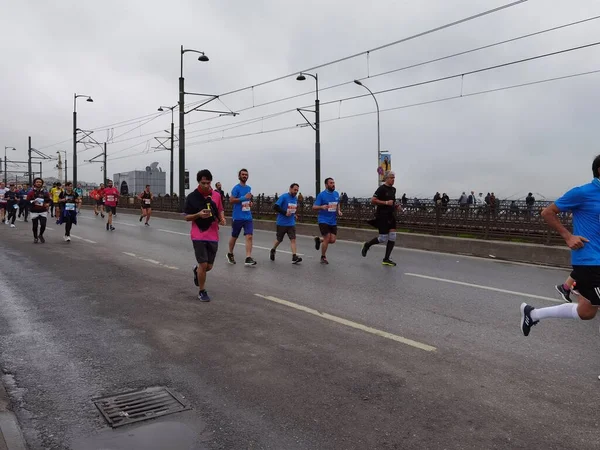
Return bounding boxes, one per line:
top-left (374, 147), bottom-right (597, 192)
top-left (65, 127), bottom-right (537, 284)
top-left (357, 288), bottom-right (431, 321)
top-left (1, 0), bottom-right (599, 199)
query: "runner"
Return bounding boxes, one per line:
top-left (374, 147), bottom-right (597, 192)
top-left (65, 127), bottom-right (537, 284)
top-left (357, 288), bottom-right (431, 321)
top-left (103, 180), bottom-right (119, 231)
top-left (74, 183), bottom-right (84, 214)
top-left (18, 184), bottom-right (29, 222)
top-left (227, 168), bottom-right (257, 266)
top-left (138, 185), bottom-right (153, 226)
top-left (185, 169), bottom-right (226, 302)
top-left (5, 184), bottom-right (19, 228)
top-left (50, 182), bottom-right (63, 221)
top-left (520, 155), bottom-right (600, 337)
top-left (312, 177), bottom-right (342, 264)
top-left (26, 177), bottom-right (50, 244)
top-left (93, 183), bottom-right (105, 218)
top-left (270, 183), bottom-right (302, 264)
top-left (0, 182), bottom-right (7, 224)
top-left (57, 182), bottom-right (81, 241)
top-left (361, 171), bottom-right (402, 266)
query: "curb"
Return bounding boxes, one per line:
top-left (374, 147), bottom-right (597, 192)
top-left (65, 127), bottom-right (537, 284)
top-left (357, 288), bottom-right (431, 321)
top-left (0, 377), bottom-right (27, 450)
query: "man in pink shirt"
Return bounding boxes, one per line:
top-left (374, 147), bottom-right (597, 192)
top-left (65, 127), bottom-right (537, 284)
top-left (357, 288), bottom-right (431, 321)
top-left (184, 169), bottom-right (226, 302)
top-left (103, 179), bottom-right (120, 231)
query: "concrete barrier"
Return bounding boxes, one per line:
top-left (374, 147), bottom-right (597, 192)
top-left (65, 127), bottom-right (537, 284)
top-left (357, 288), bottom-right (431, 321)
top-left (85, 207), bottom-right (571, 268)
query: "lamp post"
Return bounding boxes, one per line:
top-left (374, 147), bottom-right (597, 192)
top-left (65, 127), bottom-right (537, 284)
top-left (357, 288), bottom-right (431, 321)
top-left (179, 46), bottom-right (209, 212)
top-left (73, 93), bottom-right (94, 189)
top-left (3, 147), bottom-right (16, 184)
top-left (296, 72), bottom-right (320, 196)
top-left (354, 80), bottom-right (381, 186)
top-left (157, 105), bottom-right (176, 196)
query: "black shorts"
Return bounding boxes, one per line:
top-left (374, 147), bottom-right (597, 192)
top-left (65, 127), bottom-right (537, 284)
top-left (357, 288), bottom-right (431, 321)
top-left (276, 225), bottom-right (296, 242)
top-left (142, 205), bottom-right (152, 210)
top-left (367, 214), bottom-right (397, 234)
top-left (96, 200), bottom-right (104, 206)
top-left (193, 240), bottom-right (218, 265)
top-left (571, 265), bottom-right (600, 305)
top-left (319, 223), bottom-right (338, 236)
top-left (105, 206), bottom-right (117, 215)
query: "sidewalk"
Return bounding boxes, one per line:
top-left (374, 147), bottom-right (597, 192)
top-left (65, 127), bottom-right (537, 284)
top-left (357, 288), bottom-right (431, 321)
top-left (0, 377), bottom-right (27, 450)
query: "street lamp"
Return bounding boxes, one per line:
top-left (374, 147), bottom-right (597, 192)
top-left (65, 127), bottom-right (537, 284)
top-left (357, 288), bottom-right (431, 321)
top-left (296, 72), bottom-right (320, 196)
top-left (354, 80), bottom-right (381, 186)
top-left (3, 147), bottom-right (16, 184)
top-left (179, 46), bottom-right (209, 212)
top-left (73, 94), bottom-right (93, 188)
top-left (158, 105), bottom-right (176, 196)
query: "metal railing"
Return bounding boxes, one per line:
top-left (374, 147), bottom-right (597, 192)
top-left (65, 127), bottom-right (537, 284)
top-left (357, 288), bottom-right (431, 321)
top-left (82, 196), bottom-right (570, 245)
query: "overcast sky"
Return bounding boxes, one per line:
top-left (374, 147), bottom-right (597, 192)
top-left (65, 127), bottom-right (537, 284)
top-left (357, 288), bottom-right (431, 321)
top-left (1, 0), bottom-right (599, 199)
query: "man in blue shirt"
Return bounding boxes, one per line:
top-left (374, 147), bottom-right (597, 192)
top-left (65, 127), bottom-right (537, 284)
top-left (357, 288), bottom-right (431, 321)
top-left (521, 155), bottom-right (600, 337)
top-left (312, 177), bottom-right (342, 264)
top-left (227, 168), bottom-right (257, 266)
top-left (270, 183), bottom-right (302, 264)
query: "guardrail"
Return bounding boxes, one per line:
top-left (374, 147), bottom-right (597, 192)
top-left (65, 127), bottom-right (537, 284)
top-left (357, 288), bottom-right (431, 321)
top-left (82, 196), bottom-right (570, 245)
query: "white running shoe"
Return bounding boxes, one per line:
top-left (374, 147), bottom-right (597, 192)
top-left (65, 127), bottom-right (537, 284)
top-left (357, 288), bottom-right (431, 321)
top-left (63, 236), bottom-right (68, 241)
top-left (67, 236), bottom-right (71, 242)
top-left (10, 224), bottom-right (15, 228)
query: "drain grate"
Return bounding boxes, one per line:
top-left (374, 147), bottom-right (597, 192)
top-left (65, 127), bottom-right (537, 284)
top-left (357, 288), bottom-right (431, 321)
top-left (93, 387), bottom-right (190, 428)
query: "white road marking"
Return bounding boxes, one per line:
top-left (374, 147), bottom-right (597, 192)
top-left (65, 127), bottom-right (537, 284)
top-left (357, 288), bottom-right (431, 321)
top-left (404, 273), bottom-right (562, 303)
top-left (158, 229), bottom-right (188, 236)
top-left (254, 293), bottom-right (436, 352)
top-left (121, 252), bottom-right (178, 270)
top-left (113, 221), bottom-right (136, 227)
top-left (70, 235), bottom-right (97, 244)
top-left (240, 244), bottom-right (308, 257)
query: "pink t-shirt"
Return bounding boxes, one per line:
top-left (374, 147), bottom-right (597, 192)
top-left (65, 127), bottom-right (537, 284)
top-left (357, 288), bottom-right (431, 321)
top-left (104, 187), bottom-right (120, 207)
top-left (189, 190), bottom-right (223, 242)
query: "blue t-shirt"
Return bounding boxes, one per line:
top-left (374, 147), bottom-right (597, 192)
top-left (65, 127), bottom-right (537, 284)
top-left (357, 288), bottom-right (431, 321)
top-left (275, 193), bottom-right (298, 227)
top-left (315, 189), bottom-right (340, 226)
top-left (231, 183), bottom-right (252, 221)
top-left (555, 180), bottom-right (600, 265)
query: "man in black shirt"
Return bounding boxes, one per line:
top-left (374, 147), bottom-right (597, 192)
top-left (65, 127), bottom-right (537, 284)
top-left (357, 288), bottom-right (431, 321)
top-left (361, 171), bottom-right (401, 266)
top-left (58, 182), bottom-right (81, 241)
top-left (5, 184), bottom-right (19, 227)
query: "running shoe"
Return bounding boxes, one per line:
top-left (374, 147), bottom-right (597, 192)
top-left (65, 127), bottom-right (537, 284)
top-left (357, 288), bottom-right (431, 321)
top-left (139, 215), bottom-right (143, 222)
top-left (106, 223), bottom-right (109, 231)
top-left (110, 226), bottom-right (115, 231)
top-left (33, 238), bottom-right (38, 244)
top-left (382, 259), bottom-right (397, 267)
top-left (270, 248), bottom-right (276, 261)
top-left (10, 224), bottom-right (15, 228)
top-left (198, 290), bottom-right (211, 302)
top-left (145, 223), bottom-right (150, 227)
top-left (555, 284), bottom-right (572, 303)
top-left (244, 257), bottom-right (257, 266)
top-left (226, 253), bottom-right (236, 265)
top-left (520, 303), bottom-right (538, 337)
top-left (314, 236), bottom-right (321, 251)
top-left (66, 236), bottom-right (71, 242)
top-left (292, 255), bottom-right (302, 264)
top-left (361, 243), bottom-right (369, 257)
top-left (39, 236), bottom-right (45, 244)
top-left (320, 255), bottom-right (329, 265)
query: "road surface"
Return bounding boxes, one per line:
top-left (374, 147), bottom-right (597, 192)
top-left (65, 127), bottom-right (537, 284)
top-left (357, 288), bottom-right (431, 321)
top-left (0, 211), bottom-right (597, 449)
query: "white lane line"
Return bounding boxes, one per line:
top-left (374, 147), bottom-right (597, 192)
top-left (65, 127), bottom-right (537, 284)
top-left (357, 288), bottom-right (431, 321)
top-left (70, 235), bottom-right (97, 244)
top-left (113, 221), bottom-right (136, 227)
top-left (254, 293), bottom-right (436, 352)
top-left (121, 252), bottom-right (178, 270)
top-left (46, 227), bottom-right (54, 231)
top-left (158, 229), bottom-right (188, 236)
top-left (404, 273), bottom-right (562, 303)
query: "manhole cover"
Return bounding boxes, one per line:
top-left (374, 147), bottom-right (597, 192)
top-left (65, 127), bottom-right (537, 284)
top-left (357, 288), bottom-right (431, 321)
top-left (93, 387), bottom-right (190, 428)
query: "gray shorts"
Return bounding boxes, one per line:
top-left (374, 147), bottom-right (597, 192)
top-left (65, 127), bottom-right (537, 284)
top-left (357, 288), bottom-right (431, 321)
top-left (193, 240), bottom-right (218, 265)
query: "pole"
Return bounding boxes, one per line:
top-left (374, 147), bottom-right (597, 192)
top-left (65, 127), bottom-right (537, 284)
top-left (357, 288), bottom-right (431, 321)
top-left (3, 149), bottom-right (6, 185)
top-left (170, 118), bottom-right (174, 196)
top-left (376, 101), bottom-right (381, 186)
top-left (28, 136), bottom-right (32, 185)
top-left (315, 97), bottom-right (320, 197)
top-left (39, 162), bottom-right (42, 179)
top-left (103, 142), bottom-right (107, 184)
top-left (73, 94), bottom-right (78, 188)
top-left (64, 152), bottom-right (68, 184)
top-left (178, 53), bottom-right (185, 212)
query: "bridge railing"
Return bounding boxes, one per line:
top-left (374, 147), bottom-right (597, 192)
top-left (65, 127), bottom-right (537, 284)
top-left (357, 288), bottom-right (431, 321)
top-left (81, 196), bottom-right (570, 245)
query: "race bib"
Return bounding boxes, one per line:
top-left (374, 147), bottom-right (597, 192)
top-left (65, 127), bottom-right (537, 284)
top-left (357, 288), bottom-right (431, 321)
top-left (13, 204), bottom-right (18, 209)
top-left (35, 198), bottom-right (44, 205)
top-left (106, 195), bottom-right (115, 202)
top-left (327, 202), bottom-right (338, 212)
top-left (287, 203), bottom-right (297, 215)
top-left (144, 199), bottom-right (151, 204)
top-left (241, 201), bottom-right (250, 212)
top-left (65, 203), bottom-right (75, 211)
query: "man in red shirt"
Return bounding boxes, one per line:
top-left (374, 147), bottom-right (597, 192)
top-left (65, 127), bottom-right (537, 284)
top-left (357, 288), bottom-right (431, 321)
top-left (103, 179), bottom-right (120, 231)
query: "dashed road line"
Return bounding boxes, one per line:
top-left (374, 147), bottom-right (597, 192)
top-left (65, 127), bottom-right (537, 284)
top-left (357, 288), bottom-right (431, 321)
top-left (121, 252), bottom-right (179, 270)
top-left (254, 293), bottom-right (436, 352)
top-left (404, 273), bottom-right (562, 303)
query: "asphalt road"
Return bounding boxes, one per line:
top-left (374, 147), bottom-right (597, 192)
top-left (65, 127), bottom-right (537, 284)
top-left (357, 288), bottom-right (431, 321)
top-left (0, 210), bottom-right (598, 449)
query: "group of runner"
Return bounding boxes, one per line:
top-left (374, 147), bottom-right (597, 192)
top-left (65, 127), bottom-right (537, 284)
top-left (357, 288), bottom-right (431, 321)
top-left (185, 168), bottom-right (400, 301)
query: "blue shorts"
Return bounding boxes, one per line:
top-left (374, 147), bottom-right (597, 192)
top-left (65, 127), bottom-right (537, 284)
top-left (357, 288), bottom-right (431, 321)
top-left (231, 219), bottom-right (253, 238)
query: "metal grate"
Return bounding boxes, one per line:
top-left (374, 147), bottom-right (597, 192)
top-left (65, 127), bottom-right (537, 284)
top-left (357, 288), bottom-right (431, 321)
top-left (93, 387), bottom-right (190, 428)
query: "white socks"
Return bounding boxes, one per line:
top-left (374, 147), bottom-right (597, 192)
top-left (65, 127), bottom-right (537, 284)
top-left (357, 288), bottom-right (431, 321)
top-left (531, 303), bottom-right (580, 321)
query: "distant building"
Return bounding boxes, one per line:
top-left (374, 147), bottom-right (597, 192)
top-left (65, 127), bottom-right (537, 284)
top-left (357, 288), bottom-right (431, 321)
top-left (113, 162), bottom-right (166, 196)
